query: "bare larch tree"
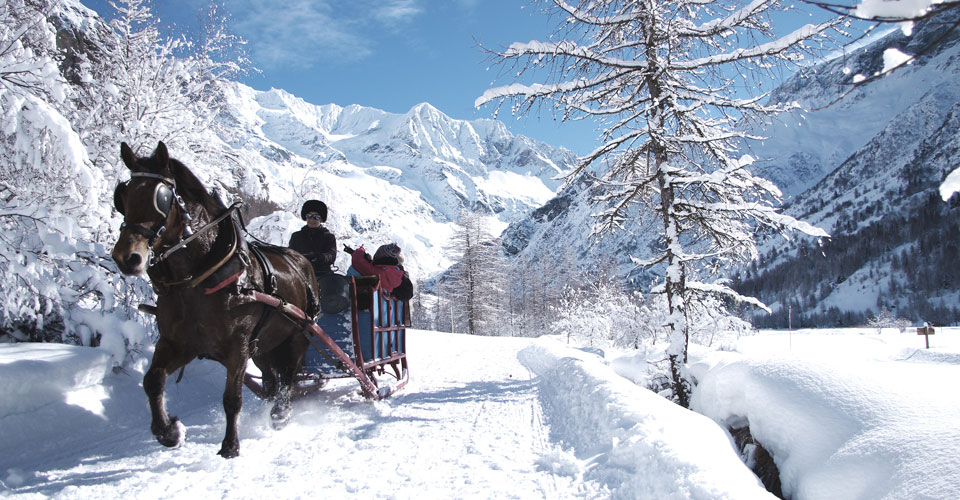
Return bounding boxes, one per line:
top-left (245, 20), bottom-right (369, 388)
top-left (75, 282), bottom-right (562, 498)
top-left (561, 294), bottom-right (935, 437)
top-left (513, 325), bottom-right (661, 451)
top-left (478, 0), bottom-right (834, 406)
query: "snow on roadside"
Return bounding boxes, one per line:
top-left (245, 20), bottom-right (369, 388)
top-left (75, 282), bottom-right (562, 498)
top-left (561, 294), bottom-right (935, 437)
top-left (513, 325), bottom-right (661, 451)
top-left (519, 340), bottom-right (775, 500)
top-left (0, 343), bottom-right (111, 416)
top-left (689, 329), bottom-right (960, 500)
top-left (15, 328), bottom-right (956, 500)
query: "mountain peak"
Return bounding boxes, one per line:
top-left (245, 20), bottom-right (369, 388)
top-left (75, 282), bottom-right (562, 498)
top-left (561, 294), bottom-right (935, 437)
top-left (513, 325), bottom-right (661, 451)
top-left (409, 102), bottom-right (440, 115)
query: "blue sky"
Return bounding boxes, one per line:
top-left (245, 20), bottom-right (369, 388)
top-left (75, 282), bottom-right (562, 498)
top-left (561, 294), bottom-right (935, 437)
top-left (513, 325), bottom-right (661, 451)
top-left (84, 0), bottom-right (601, 154)
top-left (84, 1), bottom-right (838, 156)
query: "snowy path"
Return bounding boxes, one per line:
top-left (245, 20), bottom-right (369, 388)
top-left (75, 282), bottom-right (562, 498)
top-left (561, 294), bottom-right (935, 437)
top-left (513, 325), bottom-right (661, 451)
top-left (2, 330), bottom-right (778, 499)
top-left (3, 332), bottom-right (597, 499)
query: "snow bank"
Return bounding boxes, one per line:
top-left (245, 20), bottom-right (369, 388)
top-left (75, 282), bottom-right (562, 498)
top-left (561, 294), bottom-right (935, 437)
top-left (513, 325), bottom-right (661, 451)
top-left (0, 343), bottom-right (111, 416)
top-left (690, 346), bottom-right (960, 500)
top-left (520, 340), bottom-right (774, 499)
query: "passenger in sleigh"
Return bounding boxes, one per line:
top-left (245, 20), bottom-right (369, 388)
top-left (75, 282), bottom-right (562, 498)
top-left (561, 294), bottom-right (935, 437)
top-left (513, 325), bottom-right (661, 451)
top-left (343, 243), bottom-right (413, 361)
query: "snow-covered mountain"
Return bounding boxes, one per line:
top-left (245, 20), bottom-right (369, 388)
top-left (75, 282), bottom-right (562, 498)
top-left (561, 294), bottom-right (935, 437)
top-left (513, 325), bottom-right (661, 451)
top-left (210, 83), bottom-right (576, 279)
top-left (738, 12), bottom-right (960, 327)
top-left (501, 11), bottom-right (960, 325)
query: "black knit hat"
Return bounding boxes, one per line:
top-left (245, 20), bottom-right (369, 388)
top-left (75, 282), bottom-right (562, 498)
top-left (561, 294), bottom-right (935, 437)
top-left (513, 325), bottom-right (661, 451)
top-left (300, 199), bottom-right (328, 222)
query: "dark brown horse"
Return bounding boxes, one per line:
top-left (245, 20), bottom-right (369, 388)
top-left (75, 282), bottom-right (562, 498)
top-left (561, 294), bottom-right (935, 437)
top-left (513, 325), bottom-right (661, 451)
top-left (111, 141), bottom-right (319, 458)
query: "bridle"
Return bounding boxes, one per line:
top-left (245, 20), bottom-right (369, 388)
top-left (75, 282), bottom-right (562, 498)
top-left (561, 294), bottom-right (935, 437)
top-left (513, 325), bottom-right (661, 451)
top-left (114, 172), bottom-right (190, 249)
top-left (115, 172), bottom-right (238, 270)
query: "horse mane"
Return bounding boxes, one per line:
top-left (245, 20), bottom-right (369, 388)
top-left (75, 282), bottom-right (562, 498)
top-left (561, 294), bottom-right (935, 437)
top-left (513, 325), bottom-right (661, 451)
top-left (167, 157), bottom-right (228, 216)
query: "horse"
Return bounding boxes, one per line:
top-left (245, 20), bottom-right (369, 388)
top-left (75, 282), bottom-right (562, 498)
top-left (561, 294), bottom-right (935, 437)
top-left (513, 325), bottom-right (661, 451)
top-left (111, 141), bottom-right (320, 458)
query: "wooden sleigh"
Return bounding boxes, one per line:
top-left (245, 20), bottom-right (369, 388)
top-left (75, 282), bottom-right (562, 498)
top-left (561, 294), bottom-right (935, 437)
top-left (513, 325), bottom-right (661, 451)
top-left (242, 275), bottom-right (410, 400)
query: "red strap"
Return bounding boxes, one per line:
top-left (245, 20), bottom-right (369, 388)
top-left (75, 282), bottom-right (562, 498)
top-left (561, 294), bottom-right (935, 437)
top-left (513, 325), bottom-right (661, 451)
top-left (204, 271), bottom-right (244, 295)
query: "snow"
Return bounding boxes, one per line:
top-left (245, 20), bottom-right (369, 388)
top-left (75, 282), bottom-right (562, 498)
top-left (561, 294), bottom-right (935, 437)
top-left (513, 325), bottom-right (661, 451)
top-left (942, 166), bottom-right (960, 201)
top-left (474, 170), bottom-right (556, 208)
top-left (0, 343), bottom-right (111, 417)
top-left (881, 47), bottom-right (912, 73)
top-left (691, 328), bottom-right (960, 500)
top-left (3, 328), bottom-right (959, 499)
top-left (520, 342), bottom-right (773, 499)
top-left (855, 0), bottom-right (944, 20)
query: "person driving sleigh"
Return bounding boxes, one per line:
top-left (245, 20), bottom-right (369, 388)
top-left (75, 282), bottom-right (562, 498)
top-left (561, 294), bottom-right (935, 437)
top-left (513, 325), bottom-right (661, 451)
top-left (288, 199), bottom-right (337, 277)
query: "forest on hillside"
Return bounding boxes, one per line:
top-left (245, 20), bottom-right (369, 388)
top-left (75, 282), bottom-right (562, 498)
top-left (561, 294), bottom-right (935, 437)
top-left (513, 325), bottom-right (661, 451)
top-left (736, 187), bottom-right (960, 328)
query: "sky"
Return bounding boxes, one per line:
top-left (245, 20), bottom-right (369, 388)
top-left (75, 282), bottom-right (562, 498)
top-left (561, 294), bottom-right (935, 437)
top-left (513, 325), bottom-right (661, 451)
top-left (83, 0), bottom-right (602, 155)
top-left (82, 0), bottom-right (842, 157)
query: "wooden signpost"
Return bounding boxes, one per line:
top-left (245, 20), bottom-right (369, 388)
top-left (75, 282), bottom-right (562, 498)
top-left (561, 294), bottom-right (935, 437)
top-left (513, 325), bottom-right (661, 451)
top-left (917, 325), bottom-right (935, 349)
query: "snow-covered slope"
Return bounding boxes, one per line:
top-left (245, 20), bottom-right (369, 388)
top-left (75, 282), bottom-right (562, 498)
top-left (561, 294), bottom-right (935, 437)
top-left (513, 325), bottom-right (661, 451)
top-left (748, 18), bottom-right (960, 199)
top-left (738, 12), bottom-right (960, 326)
top-left (216, 82), bottom-right (573, 221)
top-left (211, 82), bottom-right (576, 279)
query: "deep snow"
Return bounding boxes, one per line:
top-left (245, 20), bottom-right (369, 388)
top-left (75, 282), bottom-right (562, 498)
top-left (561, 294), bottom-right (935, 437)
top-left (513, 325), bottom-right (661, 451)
top-left (2, 327), bottom-right (959, 499)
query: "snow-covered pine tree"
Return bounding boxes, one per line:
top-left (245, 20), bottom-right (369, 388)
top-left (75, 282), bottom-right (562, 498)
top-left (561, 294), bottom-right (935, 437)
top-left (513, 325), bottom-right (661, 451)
top-left (445, 209), bottom-right (508, 336)
top-left (75, 0), bottom-right (248, 171)
top-left (0, 0), bottom-right (151, 355)
top-left (478, 0), bottom-right (834, 406)
top-left (0, 0), bottom-right (249, 367)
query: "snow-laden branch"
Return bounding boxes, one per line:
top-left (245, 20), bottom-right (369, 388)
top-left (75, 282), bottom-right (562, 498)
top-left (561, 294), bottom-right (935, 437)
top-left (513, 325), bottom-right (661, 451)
top-left (505, 39), bottom-right (649, 69)
top-left (477, 74), bottom-right (615, 108)
top-left (678, 199), bottom-right (830, 237)
top-left (673, 22), bottom-right (835, 69)
top-left (686, 0), bottom-right (776, 35)
top-left (686, 280), bottom-right (771, 312)
top-left (552, 0), bottom-right (645, 25)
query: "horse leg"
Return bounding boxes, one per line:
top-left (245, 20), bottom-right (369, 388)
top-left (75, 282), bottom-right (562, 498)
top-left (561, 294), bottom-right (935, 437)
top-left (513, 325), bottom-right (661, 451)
top-left (253, 351), bottom-right (279, 399)
top-left (269, 336), bottom-right (305, 429)
top-left (143, 339), bottom-right (193, 448)
top-left (218, 355), bottom-right (246, 458)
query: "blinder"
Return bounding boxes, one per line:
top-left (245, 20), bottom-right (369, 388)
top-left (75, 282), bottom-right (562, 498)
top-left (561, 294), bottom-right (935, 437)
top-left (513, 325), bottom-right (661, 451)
top-left (113, 181), bottom-right (128, 214)
top-left (113, 173), bottom-right (176, 218)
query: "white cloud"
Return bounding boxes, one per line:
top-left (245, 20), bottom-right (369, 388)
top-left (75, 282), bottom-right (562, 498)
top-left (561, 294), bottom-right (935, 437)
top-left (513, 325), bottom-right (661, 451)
top-left (373, 0), bottom-right (423, 25)
top-left (230, 0), bottom-right (426, 70)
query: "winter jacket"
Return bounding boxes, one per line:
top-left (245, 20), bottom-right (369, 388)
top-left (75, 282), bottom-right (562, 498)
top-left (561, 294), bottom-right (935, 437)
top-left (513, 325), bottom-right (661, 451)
top-left (289, 225), bottom-right (337, 277)
top-left (350, 245), bottom-right (403, 293)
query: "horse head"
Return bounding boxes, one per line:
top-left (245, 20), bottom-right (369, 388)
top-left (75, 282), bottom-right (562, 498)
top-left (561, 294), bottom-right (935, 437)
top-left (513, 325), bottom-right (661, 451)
top-left (111, 141), bottom-right (186, 275)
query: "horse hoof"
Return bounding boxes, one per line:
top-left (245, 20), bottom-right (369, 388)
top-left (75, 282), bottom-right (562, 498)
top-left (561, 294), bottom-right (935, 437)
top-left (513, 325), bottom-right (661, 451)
top-left (270, 405), bottom-right (292, 430)
top-left (154, 417), bottom-right (184, 448)
top-left (217, 444), bottom-right (239, 459)
top-left (270, 415), bottom-right (290, 430)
